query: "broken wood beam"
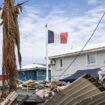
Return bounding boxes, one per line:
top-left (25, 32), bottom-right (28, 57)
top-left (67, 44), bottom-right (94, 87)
top-left (1, 91), bottom-right (18, 105)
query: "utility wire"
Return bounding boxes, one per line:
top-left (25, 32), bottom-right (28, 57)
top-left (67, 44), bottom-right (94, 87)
top-left (57, 12), bottom-right (105, 80)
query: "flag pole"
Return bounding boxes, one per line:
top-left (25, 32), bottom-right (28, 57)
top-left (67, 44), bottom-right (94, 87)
top-left (45, 24), bottom-right (49, 81)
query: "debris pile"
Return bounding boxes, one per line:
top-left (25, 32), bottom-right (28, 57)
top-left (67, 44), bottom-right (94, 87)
top-left (0, 79), bottom-right (69, 105)
top-left (17, 79), bottom-right (69, 101)
top-left (2, 74), bottom-right (105, 105)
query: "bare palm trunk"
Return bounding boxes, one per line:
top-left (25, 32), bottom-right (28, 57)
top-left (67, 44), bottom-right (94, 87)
top-left (2, 0), bottom-right (17, 93)
top-left (1, 0), bottom-right (22, 104)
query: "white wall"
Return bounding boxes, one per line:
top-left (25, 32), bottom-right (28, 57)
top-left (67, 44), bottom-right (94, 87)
top-left (51, 50), bottom-right (105, 80)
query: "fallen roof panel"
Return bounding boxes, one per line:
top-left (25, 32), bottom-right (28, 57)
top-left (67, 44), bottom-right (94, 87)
top-left (44, 74), bottom-right (105, 105)
top-left (77, 91), bottom-right (105, 105)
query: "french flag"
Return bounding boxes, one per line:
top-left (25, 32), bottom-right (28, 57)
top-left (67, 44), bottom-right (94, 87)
top-left (48, 30), bottom-right (68, 44)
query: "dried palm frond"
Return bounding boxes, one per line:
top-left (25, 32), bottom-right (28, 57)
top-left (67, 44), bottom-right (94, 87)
top-left (17, 0), bottom-right (29, 6)
top-left (14, 6), bottom-right (20, 14)
top-left (16, 0), bottom-right (29, 13)
top-left (13, 12), bottom-right (22, 68)
top-left (17, 5), bottom-right (23, 13)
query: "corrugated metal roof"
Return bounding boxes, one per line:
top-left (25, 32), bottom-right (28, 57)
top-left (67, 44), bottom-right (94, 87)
top-left (44, 74), bottom-right (105, 105)
top-left (49, 42), bottom-right (105, 59)
top-left (18, 64), bottom-right (46, 71)
top-left (77, 91), bottom-right (105, 105)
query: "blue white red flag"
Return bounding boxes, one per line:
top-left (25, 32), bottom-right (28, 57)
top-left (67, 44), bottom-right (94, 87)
top-left (48, 30), bottom-right (68, 44)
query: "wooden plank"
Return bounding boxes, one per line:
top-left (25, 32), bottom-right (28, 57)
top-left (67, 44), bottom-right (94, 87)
top-left (1, 91), bottom-right (18, 105)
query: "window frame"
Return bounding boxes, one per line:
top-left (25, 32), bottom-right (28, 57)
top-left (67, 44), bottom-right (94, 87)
top-left (60, 59), bottom-right (63, 68)
top-left (86, 53), bottom-right (97, 65)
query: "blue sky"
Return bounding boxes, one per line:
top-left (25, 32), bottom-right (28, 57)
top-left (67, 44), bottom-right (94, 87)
top-left (0, 0), bottom-right (105, 72)
top-left (16, 0), bottom-right (103, 17)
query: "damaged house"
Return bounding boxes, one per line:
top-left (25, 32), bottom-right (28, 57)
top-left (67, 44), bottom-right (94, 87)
top-left (49, 42), bottom-right (105, 80)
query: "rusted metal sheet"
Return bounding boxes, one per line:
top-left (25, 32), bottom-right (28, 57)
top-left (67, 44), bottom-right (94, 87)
top-left (44, 74), bottom-right (105, 105)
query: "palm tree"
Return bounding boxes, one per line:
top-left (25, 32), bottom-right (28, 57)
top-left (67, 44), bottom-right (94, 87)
top-left (1, 0), bottom-right (22, 95)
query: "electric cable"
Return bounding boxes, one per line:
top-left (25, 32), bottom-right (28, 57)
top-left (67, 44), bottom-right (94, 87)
top-left (57, 12), bottom-right (105, 79)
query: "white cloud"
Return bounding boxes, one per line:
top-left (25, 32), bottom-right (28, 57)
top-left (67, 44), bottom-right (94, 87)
top-left (17, 5), bottom-right (105, 68)
top-left (87, 0), bottom-right (97, 5)
top-left (0, 4), bottom-right (105, 73)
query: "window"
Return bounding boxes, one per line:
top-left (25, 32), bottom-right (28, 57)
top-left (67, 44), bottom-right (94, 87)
top-left (50, 59), bottom-right (56, 65)
top-left (60, 59), bottom-right (63, 67)
top-left (87, 53), bottom-right (96, 64)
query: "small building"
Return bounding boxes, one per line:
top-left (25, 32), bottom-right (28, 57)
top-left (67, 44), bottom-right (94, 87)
top-left (49, 42), bottom-right (105, 80)
top-left (17, 64), bottom-right (51, 81)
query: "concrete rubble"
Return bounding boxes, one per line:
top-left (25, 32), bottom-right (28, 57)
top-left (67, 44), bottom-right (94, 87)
top-left (1, 74), bottom-right (105, 105)
top-left (17, 79), bottom-right (69, 100)
top-left (0, 80), bottom-right (68, 105)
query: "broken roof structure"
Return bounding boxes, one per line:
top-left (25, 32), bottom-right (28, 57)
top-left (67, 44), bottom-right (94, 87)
top-left (44, 74), bottom-right (105, 105)
top-left (77, 91), bottom-right (105, 105)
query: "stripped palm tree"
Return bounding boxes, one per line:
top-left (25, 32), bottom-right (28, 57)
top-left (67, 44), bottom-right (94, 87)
top-left (1, 0), bottom-right (23, 95)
